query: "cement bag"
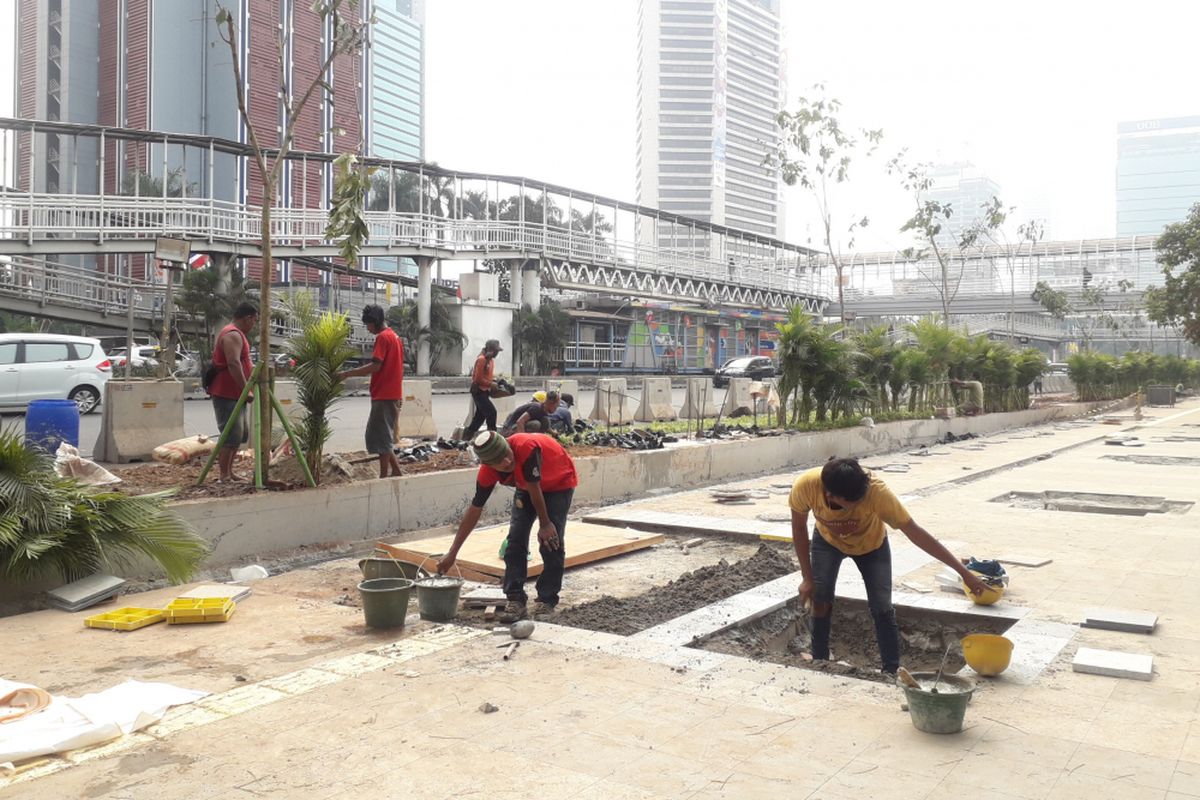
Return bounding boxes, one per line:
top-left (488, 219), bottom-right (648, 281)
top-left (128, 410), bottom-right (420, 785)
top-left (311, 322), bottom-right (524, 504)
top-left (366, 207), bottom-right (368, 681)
top-left (53, 443), bottom-right (120, 486)
top-left (0, 679), bottom-right (207, 765)
top-left (0, 680), bottom-right (52, 724)
top-left (153, 435), bottom-right (217, 465)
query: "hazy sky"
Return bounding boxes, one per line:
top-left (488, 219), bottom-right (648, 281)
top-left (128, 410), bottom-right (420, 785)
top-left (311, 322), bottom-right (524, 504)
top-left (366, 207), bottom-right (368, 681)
top-left (425, 0), bottom-right (1200, 252)
top-left (3, 2), bottom-right (1196, 253)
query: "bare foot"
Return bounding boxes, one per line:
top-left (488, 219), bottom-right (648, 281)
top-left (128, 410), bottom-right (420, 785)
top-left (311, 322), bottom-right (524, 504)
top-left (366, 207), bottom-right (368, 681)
top-left (217, 473), bottom-right (248, 483)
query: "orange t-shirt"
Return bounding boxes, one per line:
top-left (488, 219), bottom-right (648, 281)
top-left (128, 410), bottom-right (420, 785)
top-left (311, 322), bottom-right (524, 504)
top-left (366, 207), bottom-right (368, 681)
top-left (471, 353), bottom-right (495, 390)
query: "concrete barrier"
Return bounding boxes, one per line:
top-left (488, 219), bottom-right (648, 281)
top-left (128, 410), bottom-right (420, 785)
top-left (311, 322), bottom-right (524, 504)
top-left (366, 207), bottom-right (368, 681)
top-left (720, 378), bottom-right (754, 417)
top-left (93, 380), bottom-right (185, 463)
top-left (634, 377), bottom-right (677, 422)
top-left (272, 379), bottom-right (305, 426)
top-left (396, 380), bottom-right (437, 439)
top-left (678, 377), bottom-right (718, 419)
top-left (589, 378), bottom-right (632, 425)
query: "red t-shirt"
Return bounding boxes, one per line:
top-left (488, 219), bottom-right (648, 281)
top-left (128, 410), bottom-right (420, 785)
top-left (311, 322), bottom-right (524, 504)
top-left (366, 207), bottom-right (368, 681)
top-left (210, 323), bottom-right (253, 400)
top-left (370, 327), bottom-right (404, 400)
top-left (475, 433), bottom-right (578, 503)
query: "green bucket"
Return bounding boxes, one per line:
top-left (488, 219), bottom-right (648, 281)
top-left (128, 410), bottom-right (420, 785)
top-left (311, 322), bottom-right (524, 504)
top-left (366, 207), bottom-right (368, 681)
top-left (414, 576), bottom-right (464, 622)
top-left (358, 578), bottom-right (414, 629)
top-left (902, 672), bottom-right (975, 734)
top-left (359, 556), bottom-right (423, 581)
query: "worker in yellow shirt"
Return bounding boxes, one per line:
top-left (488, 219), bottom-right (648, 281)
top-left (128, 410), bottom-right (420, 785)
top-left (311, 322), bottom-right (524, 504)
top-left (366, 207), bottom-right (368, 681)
top-left (789, 457), bottom-right (988, 674)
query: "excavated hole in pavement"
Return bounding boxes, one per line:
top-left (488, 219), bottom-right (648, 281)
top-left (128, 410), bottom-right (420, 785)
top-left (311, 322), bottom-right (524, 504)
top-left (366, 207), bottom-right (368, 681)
top-left (692, 598), bottom-right (1015, 685)
top-left (990, 490), bottom-right (1194, 516)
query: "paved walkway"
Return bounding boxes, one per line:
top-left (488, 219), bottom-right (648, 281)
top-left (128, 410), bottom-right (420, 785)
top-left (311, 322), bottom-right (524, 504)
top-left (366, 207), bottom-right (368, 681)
top-left (4, 400), bottom-right (1199, 799)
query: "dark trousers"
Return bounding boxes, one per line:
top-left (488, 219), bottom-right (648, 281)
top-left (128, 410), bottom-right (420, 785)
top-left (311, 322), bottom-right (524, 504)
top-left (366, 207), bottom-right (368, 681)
top-left (810, 533), bottom-right (901, 673)
top-left (502, 488), bottom-right (573, 606)
top-left (464, 386), bottom-right (497, 440)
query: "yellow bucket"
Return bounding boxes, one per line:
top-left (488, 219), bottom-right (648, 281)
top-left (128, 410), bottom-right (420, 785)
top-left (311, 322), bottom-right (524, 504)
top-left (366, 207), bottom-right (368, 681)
top-left (961, 633), bottom-right (1014, 676)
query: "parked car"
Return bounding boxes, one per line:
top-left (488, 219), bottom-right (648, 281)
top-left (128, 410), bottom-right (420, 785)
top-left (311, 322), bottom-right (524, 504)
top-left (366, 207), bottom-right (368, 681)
top-left (713, 355), bottom-right (776, 388)
top-left (0, 333), bottom-right (113, 414)
top-left (110, 345), bottom-right (159, 370)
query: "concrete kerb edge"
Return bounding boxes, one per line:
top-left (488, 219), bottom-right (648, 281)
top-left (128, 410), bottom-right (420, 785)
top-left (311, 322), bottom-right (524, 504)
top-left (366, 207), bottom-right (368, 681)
top-left (127, 401), bottom-right (1114, 578)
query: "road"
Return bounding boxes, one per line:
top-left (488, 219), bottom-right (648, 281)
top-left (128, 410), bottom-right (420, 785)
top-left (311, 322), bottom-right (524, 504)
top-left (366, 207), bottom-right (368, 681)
top-left (3, 386), bottom-right (708, 459)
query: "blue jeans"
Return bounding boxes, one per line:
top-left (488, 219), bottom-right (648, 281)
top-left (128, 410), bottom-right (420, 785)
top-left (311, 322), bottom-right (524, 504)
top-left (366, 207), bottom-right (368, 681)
top-left (810, 533), bottom-right (901, 673)
top-left (502, 488), bottom-right (573, 606)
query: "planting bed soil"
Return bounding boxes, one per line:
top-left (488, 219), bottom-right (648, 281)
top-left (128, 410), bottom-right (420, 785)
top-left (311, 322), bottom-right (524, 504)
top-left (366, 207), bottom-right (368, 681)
top-left (552, 544), bottom-right (795, 636)
top-left (110, 443), bottom-right (621, 500)
top-left (694, 598), bottom-right (1013, 684)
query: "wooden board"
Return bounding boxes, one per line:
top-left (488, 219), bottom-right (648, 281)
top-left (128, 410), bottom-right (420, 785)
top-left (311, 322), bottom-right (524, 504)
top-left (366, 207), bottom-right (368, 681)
top-left (379, 522), bottom-right (664, 582)
top-left (584, 507), bottom-right (791, 541)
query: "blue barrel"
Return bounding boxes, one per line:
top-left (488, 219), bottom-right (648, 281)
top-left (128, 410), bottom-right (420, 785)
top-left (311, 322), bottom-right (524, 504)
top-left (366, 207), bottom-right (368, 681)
top-left (25, 399), bottom-right (81, 454)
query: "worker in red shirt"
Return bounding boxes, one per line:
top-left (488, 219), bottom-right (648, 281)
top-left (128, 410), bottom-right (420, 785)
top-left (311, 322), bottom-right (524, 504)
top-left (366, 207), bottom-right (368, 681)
top-left (208, 302), bottom-right (258, 482)
top-left (337, 305), bottom-right (404, 478)
top-left (439, 431), bottom-right (578, 622)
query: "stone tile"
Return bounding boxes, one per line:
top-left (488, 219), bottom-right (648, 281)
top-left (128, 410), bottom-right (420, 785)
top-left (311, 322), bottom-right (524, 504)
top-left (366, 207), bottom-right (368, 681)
top-left (690, 769), bottom-right (826, 799)
top-left (816, 759), bottom-right (943, 799)
top-left (656, 706), bottom-right (803, 762)
top-left (1082, 607), bottom-right (1159, 633)
top-left (612, 750), bottom-right (741, 797)
top-left (532, 732), bottom-right (658, 781)
top-left (858, 721), bottom-right (978, 779)
top-left (971, 726), bottom-right (1082, 770)
top-left (942, 751), bottom-right (1063, 799)
top-left (1046, 770), bottom-right (1168, 800)
top-left (998, 554), bottom-right (1054, 567)
top-left (1073, 647), bottom-right (1154, 680)
top-left (1066, 743), bottom-right (1178, 791)
top-left (1169, 760), bottom-right (1200, 797)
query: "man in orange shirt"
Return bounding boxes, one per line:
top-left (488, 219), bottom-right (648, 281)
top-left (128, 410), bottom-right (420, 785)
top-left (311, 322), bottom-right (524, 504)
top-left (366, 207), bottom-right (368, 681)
top-left (790, 457), bottom-right (987, 674)
top-left (439, 431), bottom-right (578, 622)
top-left (338, 305), bottom-right (404, 478)
top-left (462, 339), bottom-right (502, 441)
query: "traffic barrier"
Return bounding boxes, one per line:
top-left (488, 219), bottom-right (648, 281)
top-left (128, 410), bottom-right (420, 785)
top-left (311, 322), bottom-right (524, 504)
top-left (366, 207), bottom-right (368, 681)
top-left (93, 380), bottom-right (185, 463)
top-left (544, 378), bottom-right (580, 403)
top-left (720, 377), bottom-right (754, 418)
top-left (272, 379), bottom-right (305, 425)
top-left (678, 377), bottom-right (718, 419)
top-left (634, 377), bottom-right (677, 422)
top-left (589, 378), bottom-right (632, 425)
top-left (395, 380), bottom-right (437, 439)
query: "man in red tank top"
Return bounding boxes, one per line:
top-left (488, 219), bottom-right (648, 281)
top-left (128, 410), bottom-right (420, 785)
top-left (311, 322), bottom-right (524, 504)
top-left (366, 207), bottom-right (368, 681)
top-left (209, 303), bottom-right (258, 481)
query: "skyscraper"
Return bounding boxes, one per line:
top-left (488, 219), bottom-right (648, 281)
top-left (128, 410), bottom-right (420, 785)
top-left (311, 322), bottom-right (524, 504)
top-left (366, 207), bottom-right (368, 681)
top-left (366, 0), bottom-right (424, 161)
top-left (1116, 116), bottom-right (1200, 238)
top-left (636, 0), bottom-right (784, 243)
top-left (919, 161), bottom-right (1002, 247)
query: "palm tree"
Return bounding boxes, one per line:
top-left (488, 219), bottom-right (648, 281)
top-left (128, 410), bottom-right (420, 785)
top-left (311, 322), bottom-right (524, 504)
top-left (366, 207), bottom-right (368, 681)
top-left (854, 324), bottom-right (896, 413)
top-left (0, 428), bottom-right (207, 583)
top-left (512, 302), bottom-right (571, 374)
top-left (286, 312), bottom-right (355, 482)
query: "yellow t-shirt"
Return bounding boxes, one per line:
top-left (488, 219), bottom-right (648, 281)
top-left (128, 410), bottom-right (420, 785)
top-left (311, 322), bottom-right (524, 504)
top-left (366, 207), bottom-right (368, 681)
top-left (788, 467), bottom-right (912, 555)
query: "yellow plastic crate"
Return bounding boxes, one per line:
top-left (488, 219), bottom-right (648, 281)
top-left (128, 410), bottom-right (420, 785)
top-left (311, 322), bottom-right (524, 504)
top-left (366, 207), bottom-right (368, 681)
top-left (84, 607), bottom-right (165, 631)
top-left (165, 597), bottom-right (236, 624)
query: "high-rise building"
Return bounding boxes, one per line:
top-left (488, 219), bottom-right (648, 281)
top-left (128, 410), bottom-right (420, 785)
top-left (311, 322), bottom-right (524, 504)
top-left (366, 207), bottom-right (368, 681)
top-left (1116, 116), bottom-right (1200, 237)
top-left (366, 0), bottom-right (424, 161)
top-left (14, 1), bottom-right (424, 282)
top-left (919, 161), bottom-right (1002, 247)
top-left (636, 0), bottom-right (784, 242)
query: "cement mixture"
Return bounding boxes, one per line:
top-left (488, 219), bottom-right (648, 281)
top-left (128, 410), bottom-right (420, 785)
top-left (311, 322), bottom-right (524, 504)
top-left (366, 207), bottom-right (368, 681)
top-left (695, 598), bottom-right (1012, 684)
top-left (553, 544), bottom-right (795, 635)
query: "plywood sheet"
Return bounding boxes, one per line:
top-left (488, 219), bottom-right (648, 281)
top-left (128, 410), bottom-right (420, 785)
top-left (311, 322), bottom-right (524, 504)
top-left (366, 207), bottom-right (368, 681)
top-left (379, 522), bottom-right (664, 582)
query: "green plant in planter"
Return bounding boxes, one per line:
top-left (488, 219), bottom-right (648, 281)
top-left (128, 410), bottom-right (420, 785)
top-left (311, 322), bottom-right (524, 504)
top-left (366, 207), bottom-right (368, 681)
top-left (286, 311), bottom-right (355, 483)
top-left (0, 428), bottom-right (206, 583)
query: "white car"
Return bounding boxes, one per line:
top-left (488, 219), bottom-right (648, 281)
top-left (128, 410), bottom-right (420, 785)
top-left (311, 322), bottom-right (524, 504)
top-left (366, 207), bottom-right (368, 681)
top-left (109, 345), bottom-right (160, 369)
top-left (0, 333), bottom-right (112, 414)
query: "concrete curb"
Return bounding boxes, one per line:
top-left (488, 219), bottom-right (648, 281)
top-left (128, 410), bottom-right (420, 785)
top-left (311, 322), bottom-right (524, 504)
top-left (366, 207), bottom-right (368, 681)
top-left (155, 400), bottom-right (1108, 575)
